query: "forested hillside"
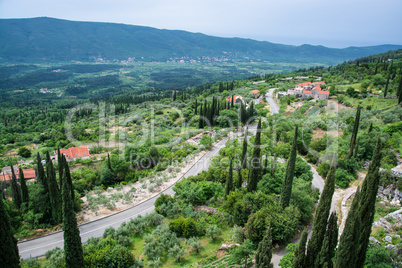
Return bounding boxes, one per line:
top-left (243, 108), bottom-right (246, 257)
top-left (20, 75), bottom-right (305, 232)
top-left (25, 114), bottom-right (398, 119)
top-left (0, 17), bottom-right (401, 64)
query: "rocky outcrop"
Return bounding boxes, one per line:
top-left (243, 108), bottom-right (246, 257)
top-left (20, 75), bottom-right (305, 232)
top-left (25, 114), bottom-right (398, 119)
top-left (377, 184), bottom-right (402, 205)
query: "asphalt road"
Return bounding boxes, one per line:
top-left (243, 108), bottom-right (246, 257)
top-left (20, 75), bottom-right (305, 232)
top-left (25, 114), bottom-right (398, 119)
top-left (18, 125), bottom-right (257, 260)
top-left (266, 88), bottom-right (280, 115)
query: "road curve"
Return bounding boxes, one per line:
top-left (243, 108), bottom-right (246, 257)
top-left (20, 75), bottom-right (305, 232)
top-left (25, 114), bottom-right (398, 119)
top-left (18, 125), bottom-right (257, 260)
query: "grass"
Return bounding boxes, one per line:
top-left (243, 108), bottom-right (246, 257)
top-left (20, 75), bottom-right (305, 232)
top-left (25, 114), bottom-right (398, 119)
top-left (342, 95), bottom-right (398, 110)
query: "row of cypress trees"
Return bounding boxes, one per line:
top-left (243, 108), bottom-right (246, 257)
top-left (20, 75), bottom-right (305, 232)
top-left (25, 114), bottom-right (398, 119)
top-left (1, 151), bottom-right (84, 268)
top-left (293, 136), bottom-right (383, 268)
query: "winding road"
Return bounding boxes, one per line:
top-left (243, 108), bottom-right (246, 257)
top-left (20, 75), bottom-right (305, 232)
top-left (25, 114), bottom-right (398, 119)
top-left (19, 89), bottom-right (329, 268)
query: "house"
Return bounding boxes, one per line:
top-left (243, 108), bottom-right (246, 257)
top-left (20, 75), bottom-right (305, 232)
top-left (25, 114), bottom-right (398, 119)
top-left (251, 90), bottom-right (260, 98)
top-left (225, 95), bottom-right (244, 104)
top-left (295, 82), bottom-right (313, 95)
top-left (287, 88), bottom-right (300, 97)
top-left (311, 86), bottom-right (322, 99)
top-left (0, 168), bottom-right (36, 183)
top-left (56, 146), bottom-right (90, 161)
top-left (277, 91), bottom-right (289, 98)
top-left (314, 81), bottom-right (326, 86)
top-left (318, 90), bottom-right (330, 100)
top-left (302, 90), bottom-right (312, 99)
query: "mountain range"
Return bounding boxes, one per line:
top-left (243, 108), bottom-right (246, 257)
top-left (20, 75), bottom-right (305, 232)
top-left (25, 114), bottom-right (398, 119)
top-left (0, 17), bottom-right (401, 64)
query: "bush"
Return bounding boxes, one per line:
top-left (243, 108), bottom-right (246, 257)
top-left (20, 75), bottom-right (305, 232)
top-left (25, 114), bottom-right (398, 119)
top-left (169, 217), bottom-right (198, 238)
top-left (154, 193), bottom-right (174, 214)
top-left (335, 168), bottom-right (354, 188)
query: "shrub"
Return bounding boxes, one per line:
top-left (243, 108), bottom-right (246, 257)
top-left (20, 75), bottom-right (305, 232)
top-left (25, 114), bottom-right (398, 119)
top-left (205, 224), bottom-right (222, 240)
top-left (169, 217), bottom-right (198, 238)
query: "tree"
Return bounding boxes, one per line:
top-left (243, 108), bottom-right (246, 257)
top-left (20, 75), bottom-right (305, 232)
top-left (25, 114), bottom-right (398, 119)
top-left (206, 224), bottom-right (222, 240)
top-left (383, 61), bottom-right (392, 98)
top-left (255, 227), bottom-right (274, 268)
top-left (18, 147), bottom-right (31, 158)
top-left (63, 157), bottom-right (76, 210)
top-left (186, 237), bottom-right (203, 253)
top-left (293, 227), bottom-right (308, 268)
top-left (305, 162), bottom-right (336, 267)
top-left (225, 158), bottom-right (234, 199)
top-left (335, 187), bottom-right (361, 268)
top-left (280, 126), bottom-right (298, 209)
top-left (107, 153), bottom-right (112, 171)
top-left (62, 172), bottom-right (84, 268)
top-left (230, 239), bottom-right (254, 268)
top-left (353, 136), bottom-right (360, 159)
top-left (356, 137), bottom-right (382, 268)
top-left (247, 119), bottom-right (262, 192)
top-left (46, 152), bottom-right (62, 223)
top-left (19, 167), bottom-right (29, 203)
top-left (348, 106), bottom-right (361, 158)
top-left (0, 198), bottom-right (20, 268)
top-left (168, 244), bottom-right (185, 262)
top-left (10, 162), bottom-right (22, 209)
top-left (57, 148), bottom-right (64, 189)
top-left (237, 167), bottom-right (243, 189)
top-left (316, 212), bottom-right (338, 268)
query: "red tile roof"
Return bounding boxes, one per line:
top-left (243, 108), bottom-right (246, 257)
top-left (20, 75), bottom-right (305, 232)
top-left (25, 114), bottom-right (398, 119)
top-left (303, 90), bottom-right (312, 94)
top-left (0, 168), bottom-right (36, 182)
top-left (314, 81), bottom-right (326, 85)
top-left (251, 90), bottom-right (260, 94)
top-left (299, 82), bottom-right (312, 87)
top-left (225, 95), bottom-right (243, 102)
top-left (260, 100), bottom-right (264, 103)
top-left (58, 146), bottom-right (90, 159)
top-left (319, 91), bottom-right (330, 95)
top-left (313, 86), bottom-right (322, 91)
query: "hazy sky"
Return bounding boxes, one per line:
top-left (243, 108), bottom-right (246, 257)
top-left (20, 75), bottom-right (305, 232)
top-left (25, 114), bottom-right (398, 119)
top-left (0, 0), bottom-right (401, 48)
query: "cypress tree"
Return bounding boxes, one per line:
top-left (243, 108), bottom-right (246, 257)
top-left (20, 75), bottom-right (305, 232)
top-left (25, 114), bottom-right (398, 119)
top-left (241, 127), bottom-right (248, 169)
top-left (62, 172), bottom-right (84, 268)
top-left (271, 153), bottom-right (277, 178)
top-left (194, 99), bottom-right (198, 115)
top-left (305, 162), bottom-right (336, 267)
top-left (247, 119), bottom-right (262, 192)
top-left (353, 136), bottom-right (360, 159)
top-left (316, 212), bottom-right (338, 268)
top-left (63, 157), bottom-right (76, 211)
top-left (0, 198), bottom-right (20, 268)
top-left (173, 91), bottom-right (176, 101)
top-left (37, 153), bottom-right (48, 189)
top-left (355, 137), bottom-right (382, 268)
top-left (368, 123), bottom-right (373, 134)
top-left (280, 126), bottom-right (298, 209)
top-left (37, 153), bottom-right (52, 221)
top-left (348, 106), bottom-right (361, 158)
top-left (10, 163), bottom-right (22, 209)
top-left (231, 95), bottom-right (234, 108)
top-left (19, 167), bottom-right (29, 203)
top-left (255, 227), bottom-right (274, 268)
top-left (237, 167), bottom-right (242, 189)
top-left (107, 153), bottom-right (112, 171)
top-left (293, 227), bottom-right (308, 268)
top-left (58, 148), bottom-right (64, 189)
top-left (46, 152), bottom-right (61, 224)
top-left (335, 187), bottom-right (361, 268)
top-left (225, 159), bottom-right (234, 199)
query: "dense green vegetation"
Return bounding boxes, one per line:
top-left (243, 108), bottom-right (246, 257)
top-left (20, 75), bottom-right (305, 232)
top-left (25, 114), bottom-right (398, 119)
top-left (1, 49), bottom-right (402, 267)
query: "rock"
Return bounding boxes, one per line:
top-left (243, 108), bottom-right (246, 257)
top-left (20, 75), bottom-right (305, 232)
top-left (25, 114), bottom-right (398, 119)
top-left (369, 236), bottom-right (381, 245)
top-left (219, 243), bottom-right (240, 250)
top-left (194, 206), bottom-right (218, 215)
top-left (383, 235), bottom-right (392, 244)
top-left (274, 243), bottom-right (280, 249)
top-left (390, 199), bottom-right (400, 206)
top-left (385, 244), bottom-right (398, 251)
top-left (373, 218), bottom-right (392, 229)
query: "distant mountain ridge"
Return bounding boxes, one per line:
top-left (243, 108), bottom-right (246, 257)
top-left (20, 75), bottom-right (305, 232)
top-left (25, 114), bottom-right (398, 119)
top-left (0, 17), bottom-right (401, 64)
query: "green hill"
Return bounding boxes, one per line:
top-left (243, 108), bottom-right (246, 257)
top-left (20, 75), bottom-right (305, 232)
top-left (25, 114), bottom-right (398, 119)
top-left (0, 17), bottom-right (401, 64)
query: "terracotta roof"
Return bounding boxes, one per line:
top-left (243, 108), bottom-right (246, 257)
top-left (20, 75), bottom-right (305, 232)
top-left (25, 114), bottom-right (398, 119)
top-left (251, 90), bottom-right (260, 94)
top-left (0, 168), bottom-right (36, 182)
top-left (313, 86), bottom-right (322, 91)
top-left (260, 100), bottom-right (264, 103)
top-left (58, 146), bottom-right (90, 159)
top-left (319, 91), bottom-right (330, 95)
top-left (226, 95), bottom-right (243, 102)
top-left (299, 82), bottom-right (312, 87)
top-left (314, 81), bottom-right (326, 85)
top-left (303, 91), bottom-right (312, 94)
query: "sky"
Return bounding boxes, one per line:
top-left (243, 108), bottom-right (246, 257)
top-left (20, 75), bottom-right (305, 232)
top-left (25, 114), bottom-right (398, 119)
top-left (0, 0), bottom-right (401, 48)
